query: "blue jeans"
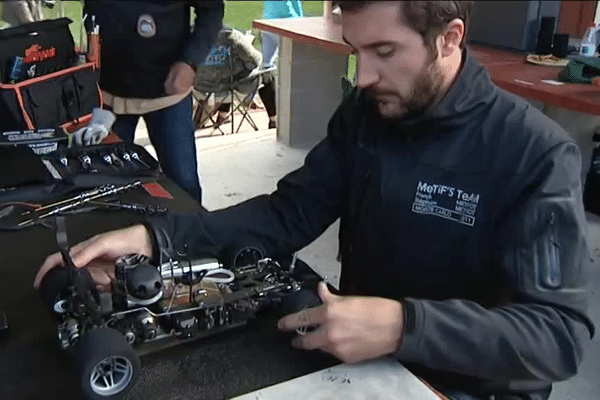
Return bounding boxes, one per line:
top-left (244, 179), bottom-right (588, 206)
top-left (111, 94), bottom-right (202, 202)
top-left (261, 31), bottom-right (280, 68)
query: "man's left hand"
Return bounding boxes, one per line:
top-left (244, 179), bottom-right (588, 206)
top-left (277, 282), bottom-right (404, 364)
top-left (165, 62), bottom-right (196, 95)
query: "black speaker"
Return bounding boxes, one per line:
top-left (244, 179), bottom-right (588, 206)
top-left (552, 33), bottom-right (570, 58)
top-left (536, 17), bottom-right (556, 55)
top-left (540, 16), bottom-right (556, 32)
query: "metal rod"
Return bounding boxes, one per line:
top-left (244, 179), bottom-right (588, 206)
top-left (18, 182), bottom-right (141, 227)
top-left (20, 186), bottom-right (106, 216)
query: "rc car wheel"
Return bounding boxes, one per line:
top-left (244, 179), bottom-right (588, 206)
top-left (284, 288), bottom-right (322, 315)
top-left (39, 266), bottom-right (96, 320)
top-left (39, 266), bottom-right (72, 319)
top-left (74, 327), bottom-right (140, 400)
top-left (220, 237), bottom-right (266, 269)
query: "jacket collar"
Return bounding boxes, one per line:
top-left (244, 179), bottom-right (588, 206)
top-left (367, 47), bottom-right (497, 134)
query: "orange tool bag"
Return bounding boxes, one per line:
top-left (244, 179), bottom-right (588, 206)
top-left (0, 18), bottom-right (102, 133)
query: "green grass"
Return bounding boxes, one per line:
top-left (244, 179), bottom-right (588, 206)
top-left (224, 0), bottom-right (324, 34)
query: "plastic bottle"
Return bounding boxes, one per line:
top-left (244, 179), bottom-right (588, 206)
top-left (580, 24), bottom-right (597, 56)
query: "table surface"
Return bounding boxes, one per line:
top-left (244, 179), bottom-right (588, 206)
top-left (253, 16), bottom-right (600, 116)
top-left (253, 16), bottom-right (351, 55)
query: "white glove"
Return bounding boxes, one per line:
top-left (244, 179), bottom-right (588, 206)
top-left (72, 108), bottom-right (116, 146)
top-left (72, 124), bottom-right (109, 146)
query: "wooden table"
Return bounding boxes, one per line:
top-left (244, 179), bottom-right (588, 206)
top-left (470, 44), bottom-right (600, 116)
top-left (253, 17), bottom-right (351, 149)
top-left (254, 17), bottom-right (600, 118)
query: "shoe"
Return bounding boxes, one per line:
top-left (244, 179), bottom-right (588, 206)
top-left (268, 120), bottom-right (276, 129)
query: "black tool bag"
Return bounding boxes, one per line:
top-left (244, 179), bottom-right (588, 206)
top-left (0, 18), bottom-right (76, 83)
top-left (0, 62), bottom-right (101, 132)
top-left (0, 17), bottom-right (100, 132)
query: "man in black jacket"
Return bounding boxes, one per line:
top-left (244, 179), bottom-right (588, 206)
top-left (34, 1), bottom-right (594, 399)
top-left (82, 0), bottom-right (224, 202)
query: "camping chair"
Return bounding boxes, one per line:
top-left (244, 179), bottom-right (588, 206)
top-left (193, 33), bottom-right (274, 135)
top-left (228, 65), bottom-right (276, 133)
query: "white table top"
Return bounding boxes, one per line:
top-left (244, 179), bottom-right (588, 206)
top-left (231, 357), bottom-right (444, 400)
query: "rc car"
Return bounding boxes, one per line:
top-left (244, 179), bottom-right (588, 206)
top-left (39, 236), bottom-right (321, 400)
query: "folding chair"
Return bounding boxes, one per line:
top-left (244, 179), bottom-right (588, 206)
top-left (193, 28), bottom-right (273, 135)
top-left (228, 65), bottom-right (276, 134)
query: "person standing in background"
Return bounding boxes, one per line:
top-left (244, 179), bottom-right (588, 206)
top-left (0, 0), bottom-right (46, 27)
top-left (82, 0), bottom-right (224, 203)
top-left (259, 0), bottom-right (304, 129)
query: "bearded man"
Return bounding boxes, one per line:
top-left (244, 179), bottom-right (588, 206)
top-left (34, 2), bottom-right (593, 399)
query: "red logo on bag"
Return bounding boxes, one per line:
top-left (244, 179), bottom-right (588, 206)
top-left (23, 44), bottom-right (57, 64)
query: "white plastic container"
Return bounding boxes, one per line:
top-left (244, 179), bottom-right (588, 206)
top-left (580, 24), bottom-right (597, 56)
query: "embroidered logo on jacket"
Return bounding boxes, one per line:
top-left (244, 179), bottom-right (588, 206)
top-left (411, 181), bottom-right (479, 226)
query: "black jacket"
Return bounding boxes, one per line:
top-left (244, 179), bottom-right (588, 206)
top-left (84, 0), bottom-right (223, 99)
top-left (148, 49), bottom-right (594, 397)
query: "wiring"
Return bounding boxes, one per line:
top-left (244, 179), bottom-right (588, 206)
top-left (202, 268), bottom-right (235, 284)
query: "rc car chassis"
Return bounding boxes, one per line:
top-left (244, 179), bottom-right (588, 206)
top-left (39, 242), bottom-right (321, 400)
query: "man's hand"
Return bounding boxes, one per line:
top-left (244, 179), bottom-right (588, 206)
top-left (164, 62), bottom-right (196, 95)
top-left (277, 282), bottom-right (405, 364)
top-left (33, 224), bottom-right (153, 290)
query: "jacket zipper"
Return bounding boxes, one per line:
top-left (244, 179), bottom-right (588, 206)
top-left (544, 211), bottom-right (561, 288)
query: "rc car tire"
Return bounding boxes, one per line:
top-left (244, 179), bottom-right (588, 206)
top-left (284, 288), bottom-right (322, 315)
top-left (39, 266), bottom-right (71, 319)
top-left (74, 327), bottom-right (140, 400)
top-left (39, 266), bottom-right (96, 320)
top-left (220, 237), bottom-right (266, 269)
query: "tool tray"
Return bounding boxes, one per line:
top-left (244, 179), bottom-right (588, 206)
top-left (48, 143), bottom-right (161, 187)
top-left (0, 143), bottom-right (160, 204)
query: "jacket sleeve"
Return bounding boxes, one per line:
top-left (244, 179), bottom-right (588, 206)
top-left (396, 141), bottom-right (595, 382)
top-left (147, 102), bottom-right (348, 261)
top-left (183, 0), bottom-right (224, 67)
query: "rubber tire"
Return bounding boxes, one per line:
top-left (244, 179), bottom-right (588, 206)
top-left (283, 288), bottom-right (322, 316)
top-left (39, 266), bottom-right (95, 320)
top-left (39, 267), bottom-right (71, 319)
top-left (220, 236), bottom-right (266, 269)
top-left (74, 327), bottom-right (140, 400)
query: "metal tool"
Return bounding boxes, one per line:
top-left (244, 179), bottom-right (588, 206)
top-left (18, 181), bottom-right (142, 227)
top-left (120, 149), bottom-right (132, 162)
top-left (290, 252), bottom-right (298, 274)
top-left (130, 151), bottom-right (151, 169)
top-left (79, 153), bottom-right (92, 171)
top-left (58, 152), bottom-right (69, 167)
top-left (101, 153), bottom-right (113, 166)
top-left (88, 200), bottom-right (167, 216)
top-left (20, 186), bottom-right (107, 216)
top-left (110, 153), bottom-right (124, 168)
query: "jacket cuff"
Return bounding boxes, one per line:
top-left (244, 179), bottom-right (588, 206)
top-left (141, 217), bottom-right (173, 265)
top-left (395, 298), bottom-right (425, 363)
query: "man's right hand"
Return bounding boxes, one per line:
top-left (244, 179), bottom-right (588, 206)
top-left (33, 224), bottom-right (153, 290)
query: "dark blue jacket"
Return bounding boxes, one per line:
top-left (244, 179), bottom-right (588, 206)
top-left (84, 0), bottom-right (223, 98)
top-left (149, 48), bottom-right (594, 397)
